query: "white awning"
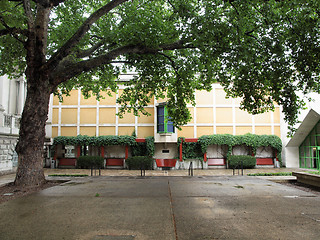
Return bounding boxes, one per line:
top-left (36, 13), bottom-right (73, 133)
top-left (286, 109), bottom-right (320, 147)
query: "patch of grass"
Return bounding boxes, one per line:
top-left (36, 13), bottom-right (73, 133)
top-left (247, 172), bottom-right (292, 176)
top-left (48, 174), bottom-right (88, 177)
top-left (95, 193), bottom-right (100, 197)
top-left (307, 171), bottom-right (320, 175)
top-left (234, 185), bottom-right (244, 189)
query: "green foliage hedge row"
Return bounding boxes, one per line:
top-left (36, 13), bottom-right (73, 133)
top-left (178, 134), bottom-right (282, 165)
top-left (132, 142), bottom-right (147, 156)
top-left (198, 134), bottom-right (282, 154)
top-left (53, 135), bottom-right (136, 146)
top-left (77, 156), bottom-right (104, 168)
top-left (126, 156), bottom-right (153, 170)
top-left (177, 138), bottom-right (203, 160)
top-left (53, 135), bottom-right (155, 157)
top-left (228, 155), bottom-right (256, 169)
top-left (132, 137), bottom-right (155, 157)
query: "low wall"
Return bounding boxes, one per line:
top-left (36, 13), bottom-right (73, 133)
top-left (292, 172), bottom-right (320, 188)
top-left (0, 134), bottom-right (18, 175)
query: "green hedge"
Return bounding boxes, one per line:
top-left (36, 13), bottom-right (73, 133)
top-left (77, 156), bottom-right (104, 168)
top-left (53, 135), bottom-right (136, 146)
top-left (132, 137), bottom-right (155, 157)
top-left (198, 133), bottom-right (282, 165)
top-left (126, 156), bottom-right (153, 170)
top-left (228, 155), bottom-right (256, 169)
top-left (177, 137), bottom-right (203, 160)
top-left (178, 134), bottom-right (282, 166)
top-left (198, 134), bottom-right (282, 154)
top-left (53, 135), bottom-right (155, 158)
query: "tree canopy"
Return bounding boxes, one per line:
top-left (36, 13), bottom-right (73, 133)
top-left (1, 0), bottom-right (320, 131)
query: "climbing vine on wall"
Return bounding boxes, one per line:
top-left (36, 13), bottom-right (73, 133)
top-left (177, 137), bottom-right (204, 160)
top-left (53, 135), bottom-right (155, 157)
top-left (198, 134), bottom-right (282, 153)
top-left (179, 134), bottom-right (282, 164)
top-left (145, 136), bottom-right (155, 157)
top-left (132, 136), bottom-right (155, 157)
top-left (53, 135), bottom-right (136, 146)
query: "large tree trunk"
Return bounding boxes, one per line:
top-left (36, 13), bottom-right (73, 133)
top-left (14, 75), bottom-right (51, 186)
top-left (13, 2), bottom-right (53, 186)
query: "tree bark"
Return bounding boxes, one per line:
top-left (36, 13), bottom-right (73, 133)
top-left (14, 74), bottom-right (51, 186)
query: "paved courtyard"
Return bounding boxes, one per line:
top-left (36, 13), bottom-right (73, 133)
top-left (0, 171), bottom-right (319, 239)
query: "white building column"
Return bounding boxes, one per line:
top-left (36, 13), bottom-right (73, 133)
top-left (0, 76), bottom-right (6, 128)
top-left (0, 105), bottom-right (4, 128)
top-left (17, 78), bottom-right (25, 116)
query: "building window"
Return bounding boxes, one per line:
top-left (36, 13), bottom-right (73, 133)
top-left (157, 105), bottom-right (174, 133)
top-left (299, 120), bottom-right (320, 170)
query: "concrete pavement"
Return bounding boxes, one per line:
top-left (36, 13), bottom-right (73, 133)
top-left (0, 167), bottom-right (300, 187)
top-left (0, 172), bottom-right (319, 240)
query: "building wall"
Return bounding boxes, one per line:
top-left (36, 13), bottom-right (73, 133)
top-left (0, 135), bottom-right (18, 175)
top-left (49, 83), bottom-right (281, 139)
top-left (285, 147), bottom-right (300, 168)
top-left (281, 92), bottom-right (320, 167)
top-left (0, 75), bottom-right (26, 174)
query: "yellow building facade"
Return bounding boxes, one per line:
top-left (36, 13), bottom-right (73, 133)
top-left (49, 83), bottom-right (281, 139)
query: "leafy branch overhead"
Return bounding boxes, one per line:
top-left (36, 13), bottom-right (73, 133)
top-left (1, 0), bottom-right (320, 133)
top-left (1, 1), bottom-right (320, 186)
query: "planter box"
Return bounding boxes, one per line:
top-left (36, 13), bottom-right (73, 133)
top-left (156, 159), bottom-right (177, 168)
top-left (58, 158), bottom-right (77, 167)
top-left (292, 172), bottom-right (320, 188)
top-left (207, 158), bottom-right (225, 166)
top-left (256, 158), bottom-right (274, 165)
top-left (106, 158), bottom-right (124, 167)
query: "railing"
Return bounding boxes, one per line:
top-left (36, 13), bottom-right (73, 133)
top-left (233, 160), bottom-right (244, 176)
top-left (91, 167), bottom-right (101, 176)
top-left (140, 164), bottom-right (146, 177)
top-left (188, 161), bottom-right (193, 176)
top-left (14, 117), bottom-right (20, 128)
top-left (2, 114), bottom-right (20, 130)
top-left (4, 114), bottom-right (12, 127)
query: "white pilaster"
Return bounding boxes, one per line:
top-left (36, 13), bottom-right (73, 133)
top-left (17, 78), bottom-right (25, 115)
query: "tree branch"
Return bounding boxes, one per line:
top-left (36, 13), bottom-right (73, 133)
top-left (51, 44), bottom-right (146, 84)
top-left (110, 60), bottom-right (132, 64)
top-left (75, 41), bottom-right (104, 58)
top-left (158, 52), bottom-right (180, 77)
top-left (51, 40), bottom-right (194, 86)
top-left (159, 39), bottom-right (196, 50)
top-left (167, 0), bottom-right (178, 13)
top-left (23, 0), bottom-right (34, 28)
top-left (229, 1), bottom-right (239, 16)
top-left (31, 0), bottom-right (67, 7)
top-left (50, 0), bottom-right (67, 6)
top-left (0, 28), bottom-right (27, 43)
top-left (46, 0), bottom-right (130, 71)
top-left (0, 15), bottom-right (28, 43)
